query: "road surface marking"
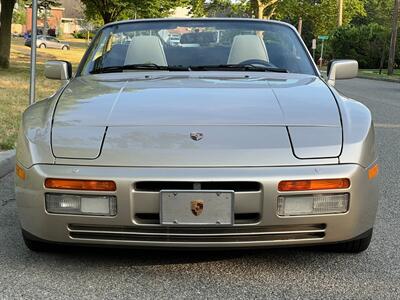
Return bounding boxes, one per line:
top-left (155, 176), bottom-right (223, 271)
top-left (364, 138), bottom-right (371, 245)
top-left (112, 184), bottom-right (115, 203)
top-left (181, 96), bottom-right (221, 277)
top-left (375, 123), bottom-right (400, 128)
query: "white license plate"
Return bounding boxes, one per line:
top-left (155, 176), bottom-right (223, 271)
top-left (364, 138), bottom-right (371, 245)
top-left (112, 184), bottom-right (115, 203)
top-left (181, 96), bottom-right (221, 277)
top-left (160, 191), bottom-right (234, 226)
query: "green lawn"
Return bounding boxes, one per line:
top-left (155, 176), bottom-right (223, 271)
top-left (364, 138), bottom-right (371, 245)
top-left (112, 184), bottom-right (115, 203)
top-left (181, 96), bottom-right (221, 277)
top-left (358, 69), bottom-right (400, 81)
top-left (0, 37), bottom-right (87, 150)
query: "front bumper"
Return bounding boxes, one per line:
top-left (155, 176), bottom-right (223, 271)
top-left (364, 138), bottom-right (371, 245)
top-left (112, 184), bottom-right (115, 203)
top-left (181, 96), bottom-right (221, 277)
top-left (16, 164), bottom-right (378, 248)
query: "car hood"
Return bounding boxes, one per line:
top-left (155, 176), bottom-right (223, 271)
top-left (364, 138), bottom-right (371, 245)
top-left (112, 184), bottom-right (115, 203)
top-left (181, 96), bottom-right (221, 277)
top-left (52, 72), bottom-right (342, 166)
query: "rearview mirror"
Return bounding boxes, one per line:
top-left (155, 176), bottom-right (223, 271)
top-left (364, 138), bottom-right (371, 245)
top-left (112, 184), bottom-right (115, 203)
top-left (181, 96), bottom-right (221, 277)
top-left (327, 60), bottom-right (358, 86)
top-left (45, 60), bottom-right (72, 80)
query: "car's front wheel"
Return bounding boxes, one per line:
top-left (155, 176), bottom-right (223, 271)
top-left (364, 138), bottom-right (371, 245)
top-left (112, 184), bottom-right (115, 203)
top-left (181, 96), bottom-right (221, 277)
top-left (326, 229), bottom-right (373, 253)
top-left (62, 45), bottom-right (69, 51)
top-left (39, 43), bottom-right (46, 49)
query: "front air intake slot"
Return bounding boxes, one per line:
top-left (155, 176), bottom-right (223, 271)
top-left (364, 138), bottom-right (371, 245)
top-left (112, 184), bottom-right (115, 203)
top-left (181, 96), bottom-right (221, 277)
top-left (134, 181), bottom-right (261, 192)
top-left (68, 223), bottom-right (327, 243)
top-left (134, 213), bottom-right (261, 225)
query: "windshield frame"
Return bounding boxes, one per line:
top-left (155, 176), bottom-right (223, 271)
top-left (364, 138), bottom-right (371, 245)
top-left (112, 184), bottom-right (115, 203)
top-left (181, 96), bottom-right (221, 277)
top-left (75, 18), bottom-right (320, 77)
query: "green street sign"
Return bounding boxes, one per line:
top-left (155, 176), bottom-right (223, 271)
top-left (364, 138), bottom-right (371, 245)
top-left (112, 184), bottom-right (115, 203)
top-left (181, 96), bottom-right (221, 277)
top-left (318, 35), bottom-right (329, 41)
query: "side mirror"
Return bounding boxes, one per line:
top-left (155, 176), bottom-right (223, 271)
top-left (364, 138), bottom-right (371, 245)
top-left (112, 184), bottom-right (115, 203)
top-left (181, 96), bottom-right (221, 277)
top-left (45, 60), bottom-right (72, 80)
top-left (327, 60), bottom-right (358, 86)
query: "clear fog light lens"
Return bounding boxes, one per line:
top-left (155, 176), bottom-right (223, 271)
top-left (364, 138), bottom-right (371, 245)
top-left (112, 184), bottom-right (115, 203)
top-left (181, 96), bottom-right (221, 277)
top-left (46, 194), bottom-right (117, 216)
top-left (277, 193), bottom-right (349, 216)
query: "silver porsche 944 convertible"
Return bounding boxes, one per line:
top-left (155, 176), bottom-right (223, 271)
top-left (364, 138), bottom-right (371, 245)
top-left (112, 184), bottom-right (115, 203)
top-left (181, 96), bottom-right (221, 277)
top-left (16, 19), bottom-right (379, 252)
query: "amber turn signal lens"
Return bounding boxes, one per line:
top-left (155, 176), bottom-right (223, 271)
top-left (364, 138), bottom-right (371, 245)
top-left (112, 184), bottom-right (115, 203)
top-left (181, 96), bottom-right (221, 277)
top-left (45, 179), bottom-right (116, 191)
top-left (368, 164), bottom-right (379, 180)
top-left (16, 165), bottom-right (26, 180)
top-left (278, 178), bottom-right (350, 192)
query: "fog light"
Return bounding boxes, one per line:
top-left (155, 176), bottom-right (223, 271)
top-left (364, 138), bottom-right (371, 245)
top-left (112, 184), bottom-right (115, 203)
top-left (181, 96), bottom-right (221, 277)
top-left (277, 193), bottom-right (349, 216)
top-left (46, 194), bottom-right (117, 216)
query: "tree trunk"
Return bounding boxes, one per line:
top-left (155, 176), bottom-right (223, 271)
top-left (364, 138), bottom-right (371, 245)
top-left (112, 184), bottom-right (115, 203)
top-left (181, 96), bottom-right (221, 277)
top-left (252, 0), bottom-right (278, 20)
top-left (44, 7), bottom-right (48, 37)
top-left (251, 0), bottom-right (264, 19)
top-left (102, 11), bottom-right (113, 24)
top-left (297, 17), bottom-right (303, 36)
top-left (338, 0), bottom-right (344, 26)
top-left (0, 0), bottom-right (17, 69)
top-left (388, 0), bottom-right (399, 75)
top-left (265, 5), bottom-right (277, 20)
top-left (257, 3), bottom-right (265, 19)
top-left (256, 0), bottom-right (266, 19)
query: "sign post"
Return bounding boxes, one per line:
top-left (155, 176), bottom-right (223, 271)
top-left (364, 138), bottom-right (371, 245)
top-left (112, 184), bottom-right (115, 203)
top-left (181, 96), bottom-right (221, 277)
top-left (311, 39), bottom-right (317, 61)
top-left (318, 35), bottom-right (329, 68)
top-left (29, 0), bottom-right (38, 105)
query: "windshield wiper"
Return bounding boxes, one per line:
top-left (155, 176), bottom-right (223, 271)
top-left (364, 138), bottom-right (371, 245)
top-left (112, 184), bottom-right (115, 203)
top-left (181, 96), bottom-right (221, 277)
top-left (91, 63), bottom-right (188, 74)
top-left (91, 63), bottom-right (287, 74)
top-left (189, 64), bottom-right (288, 73)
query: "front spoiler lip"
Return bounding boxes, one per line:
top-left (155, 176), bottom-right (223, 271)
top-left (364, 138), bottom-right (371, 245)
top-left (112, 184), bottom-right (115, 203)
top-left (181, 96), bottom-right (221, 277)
top-left (22, 228), bottom-right (373, 251)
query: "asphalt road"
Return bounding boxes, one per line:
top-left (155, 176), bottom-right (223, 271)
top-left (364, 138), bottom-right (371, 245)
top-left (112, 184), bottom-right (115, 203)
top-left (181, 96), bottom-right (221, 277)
top-left (0, 78), bottom-right (399, 299)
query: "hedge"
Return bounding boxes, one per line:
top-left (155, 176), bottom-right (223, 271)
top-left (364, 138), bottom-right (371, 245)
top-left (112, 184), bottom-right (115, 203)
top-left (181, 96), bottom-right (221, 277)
top-left (328, 23), bottom-right (399, 69)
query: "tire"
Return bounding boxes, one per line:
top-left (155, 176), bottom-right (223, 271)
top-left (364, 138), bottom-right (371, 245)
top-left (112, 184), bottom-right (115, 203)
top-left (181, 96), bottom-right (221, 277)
top-left (39, 43), bottom-right (46, 49)
top-left (62, 46), bottom-right (69, 51)
top-left (325, 229), bottom-right (373, 253)
top-left (22, 230), bottom-right (56, 252)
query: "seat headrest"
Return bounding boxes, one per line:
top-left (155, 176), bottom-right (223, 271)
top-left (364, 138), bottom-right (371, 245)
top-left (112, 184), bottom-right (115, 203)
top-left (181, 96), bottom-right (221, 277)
top-left (124, 36), bottom-right (167, 66)
top-left (228, 35), bottom-right (269, 64)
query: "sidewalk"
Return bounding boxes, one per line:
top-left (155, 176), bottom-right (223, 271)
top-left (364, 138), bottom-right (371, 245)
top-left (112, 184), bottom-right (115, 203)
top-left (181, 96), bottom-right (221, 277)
top-left (0, 151), bottom-right (15, 179)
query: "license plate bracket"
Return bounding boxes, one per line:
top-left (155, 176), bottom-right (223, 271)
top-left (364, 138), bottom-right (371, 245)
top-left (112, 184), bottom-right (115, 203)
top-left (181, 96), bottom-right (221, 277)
top-left (160, 190), bottom-right (234, 226)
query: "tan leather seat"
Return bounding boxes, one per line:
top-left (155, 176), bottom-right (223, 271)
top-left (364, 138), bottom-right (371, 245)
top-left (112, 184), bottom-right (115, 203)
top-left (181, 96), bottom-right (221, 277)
top-left (228, 35), bottom-right (269, 64)
top-left (124, 36), bottom-right (168, 66)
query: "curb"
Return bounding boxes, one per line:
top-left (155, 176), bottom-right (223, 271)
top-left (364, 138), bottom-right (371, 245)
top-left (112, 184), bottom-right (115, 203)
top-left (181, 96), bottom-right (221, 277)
top-left (0, 150), bottom-right (16, 179)
top-left (357, 75), bottom-right (400, 83)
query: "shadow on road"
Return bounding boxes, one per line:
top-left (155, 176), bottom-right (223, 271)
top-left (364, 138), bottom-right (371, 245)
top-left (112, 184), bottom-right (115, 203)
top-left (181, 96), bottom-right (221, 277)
top-left (27, 241), bottom-right (344, 267)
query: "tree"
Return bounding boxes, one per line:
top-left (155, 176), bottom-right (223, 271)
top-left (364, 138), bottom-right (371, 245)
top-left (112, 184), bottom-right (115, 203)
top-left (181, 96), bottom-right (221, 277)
top-left (0, 0), bottom-right (17, 68)
top-left (191, 0), bottom-right (250, 17)
top-left (81, 0), bottom-right (132, 24)
top-left (36, 0), bottom-right (60, 9)
top-left (278, 0), bottom-right (366, 37)
top-left (134, 0), bottom-right (188, 18)
top-left (251, 0), bottom-right (279, 19)
top-left (388, 0), bottom-right (399, 75)
top-left (190, 0), bottom-right (205, 17)
top-left (330, 23), bottom-right (391, 68)
top-left (22, 0), bottom-right (61, 36)
top-left (13, 1), bottom-right (27, 25)
top-left (352, 0), bottom-right (393, 26)
top-left (81, 0), bottom-right (187, 24)
top-left (33, 0), bottom-right (61, 36)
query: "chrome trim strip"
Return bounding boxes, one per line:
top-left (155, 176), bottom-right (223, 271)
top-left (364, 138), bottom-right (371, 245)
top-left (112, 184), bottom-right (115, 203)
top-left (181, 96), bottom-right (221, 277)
top-left (68, 228), bottom-right (325, 237)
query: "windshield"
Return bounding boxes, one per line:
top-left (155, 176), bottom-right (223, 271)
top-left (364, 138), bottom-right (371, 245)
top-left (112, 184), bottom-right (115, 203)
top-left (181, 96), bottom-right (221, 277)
top-left (79, 20), bottom-right (316, 76)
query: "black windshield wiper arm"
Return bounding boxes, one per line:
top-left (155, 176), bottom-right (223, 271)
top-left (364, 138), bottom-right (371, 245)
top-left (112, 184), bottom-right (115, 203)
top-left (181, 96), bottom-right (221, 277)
top-left (91, 63), bottom-right (188, 74)
top-left (91, 63), bottom-right (287, 74)
top-left (189, 64), bottom-right (288, 73)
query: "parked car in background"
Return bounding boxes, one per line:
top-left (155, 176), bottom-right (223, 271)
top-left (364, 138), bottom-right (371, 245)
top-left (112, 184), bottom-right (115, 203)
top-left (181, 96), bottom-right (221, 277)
top-left (25, 35), bottom-right (70, 50)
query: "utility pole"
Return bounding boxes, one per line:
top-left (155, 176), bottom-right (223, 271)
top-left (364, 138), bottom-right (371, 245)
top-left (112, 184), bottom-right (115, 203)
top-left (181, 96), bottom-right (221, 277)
top-left (312, 39), bottom-right (317, 61)
top-left (297, 17), bottom-right (303, 36)
top-left (338, 0), bottom-right (344, 26)
top-left (388, 0), bottom-right (399, 75)
top-left (29, 0), bottom-right (38, 105)
top-left (319, 39), bottom-right (325, 69)
top-left (44, 7), bottom-right (48, 37)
